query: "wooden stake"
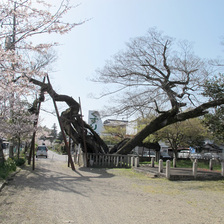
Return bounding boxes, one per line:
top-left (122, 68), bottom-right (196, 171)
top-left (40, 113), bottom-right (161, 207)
top-left (47, 75), bottom-right (75, 171)
top-left (79, 97), bottom-right (88, 167)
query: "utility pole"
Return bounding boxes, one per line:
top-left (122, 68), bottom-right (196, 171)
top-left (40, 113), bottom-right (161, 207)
top-left (5, 1), bottom-right (17, 51)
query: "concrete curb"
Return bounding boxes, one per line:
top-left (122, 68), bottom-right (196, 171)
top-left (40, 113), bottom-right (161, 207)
top-left (0, 168), bottom-right (21, 192)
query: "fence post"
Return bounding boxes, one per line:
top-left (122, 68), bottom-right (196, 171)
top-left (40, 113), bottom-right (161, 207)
top-left (108, 155), bottom-right (111, 167)
top-left (209, 159), bottom-right (213, 170)
top-left (166, 160), bottom-right (171, 179)
top-left (135, 157), bottom-right (139, 167)
top-left (131, 157), bottom-right (134, 167)
top-left (127, 156), bottom-right (131, 167)
top-left (159, 159), bottom-right (163, 173)
top-left (83, 152), bottom-right (87, 167)
top-left (89, 154), bottom-right (94, 166)
top-left (193, 161), bottom-right (197, 178)
top-left (221, 162), bottom-right (224, 177)
top-left (151, 157), bottom-right (155, 167)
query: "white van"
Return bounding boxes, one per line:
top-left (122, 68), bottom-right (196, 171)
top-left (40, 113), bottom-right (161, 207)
top-left (36, 145), bottom-right (48, 158)
top-left (178, 150), bottom-right (190, 159)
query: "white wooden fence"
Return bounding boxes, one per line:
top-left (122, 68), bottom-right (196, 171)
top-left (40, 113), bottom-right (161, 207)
top-left (74, 152), bottom-right (138, 168)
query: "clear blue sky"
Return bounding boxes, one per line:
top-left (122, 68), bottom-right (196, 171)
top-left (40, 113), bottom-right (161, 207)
top-left (39, 0), bottom-right (224, 129)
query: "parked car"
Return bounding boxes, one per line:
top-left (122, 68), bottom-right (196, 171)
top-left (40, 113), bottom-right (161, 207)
top-left (203, 153), bottom-right (221, 161)
top-left (190, 153), bottom-right (203, 160)
top-left (36, 145), bottom-right (48, 158)
top-left (178, 150), bottom-right (191, 159)
top-left (142, 151), bottom-right (156, 158)
top-left (160, 151), bottom-right (172, 161)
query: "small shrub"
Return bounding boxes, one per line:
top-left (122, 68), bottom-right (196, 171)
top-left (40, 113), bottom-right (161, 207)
top-left (5, 158), bottom-right (17, 171)
top-left (0, 158), bottom-right (16, 179)
top-left (13, 157), bottom-right (26, 166)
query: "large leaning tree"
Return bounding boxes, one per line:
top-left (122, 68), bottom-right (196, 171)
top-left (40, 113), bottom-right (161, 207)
top-left (92, 28), bottom-right (224, 154)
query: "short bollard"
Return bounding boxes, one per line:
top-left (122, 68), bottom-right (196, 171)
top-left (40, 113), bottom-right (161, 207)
top-left (135, 157), bottom-right (139, 167)
top-left (193, 161), bottom-right (197, 178)
top-left (209, 159), bottom-right (213, 170)
top-left (221, 162), bottom-right (224, 177)
top-left (131, 157), bottom-right (134, 167)
top-left (166, 160), bottom-right (171, 179)
top-left (151, 157), bottom-right (155, 167)
top-left (159, 159), bottom-right (163, 173)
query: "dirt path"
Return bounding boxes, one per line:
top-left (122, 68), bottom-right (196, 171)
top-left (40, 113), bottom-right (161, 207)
top-left (0, 151), bottom-right (224, 224)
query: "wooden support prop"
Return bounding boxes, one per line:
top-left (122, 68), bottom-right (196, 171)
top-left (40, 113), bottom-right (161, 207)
top-left (28, 77), bottom-right (45, 170)
top-left (68, 110), bottom-right (72, 167)
top-left (47, 75), bottom-right (75, 171)
top-left (79, 97), bottom-right (88, 167)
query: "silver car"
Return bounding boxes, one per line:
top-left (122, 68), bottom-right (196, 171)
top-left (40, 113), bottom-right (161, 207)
top-left (36, 145), bottom-right (48, 158)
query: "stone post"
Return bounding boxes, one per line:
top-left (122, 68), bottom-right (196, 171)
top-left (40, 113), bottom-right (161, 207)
top-left (159, 159), bottom-right (163, 173)
top-left (151, 157), bottom-right (155, 167)
top-left (209, 159), bottom-right (213, 170)
top-left (135, 157), bottom-right (139, 167)
top-left (221, 162), bottom-right (224, 177)
top-left (128, 156), bottom-right (131, 167)
top-left (83, 152), bottom-right (87, 167)
top-left (131, 157), bottom-right (134, 167)
top-left (166, 160), bottom-right (171, 179)
top-left (193, 161), bottom-right (197, 178)
top-left (89, 154), bottom-right (94, 167)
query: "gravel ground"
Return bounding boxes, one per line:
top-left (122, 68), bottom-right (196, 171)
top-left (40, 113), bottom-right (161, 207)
top-left (0, 150), bottom-right (224, 224)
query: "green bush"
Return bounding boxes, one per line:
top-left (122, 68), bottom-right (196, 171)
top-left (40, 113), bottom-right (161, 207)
top-left (13, 157), bottom-right (26, 166)
top-left (0, 158), bottom-right (17, 179)
top-left (5, 158), bottom-right (17, 171)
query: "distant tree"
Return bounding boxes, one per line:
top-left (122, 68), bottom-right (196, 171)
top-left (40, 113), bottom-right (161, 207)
top-left (56, 132), bottom-right (64, 144)
top-left (50, 123), bottom-right (57, 143)
top-left (202, 73), bottom-right (224, 142)
top-left (1, 99), bottom-right (35, 159)
top-left (102, 125), bottom-right (127, 146)
top-left (154, 118), bottom-right (208, 159)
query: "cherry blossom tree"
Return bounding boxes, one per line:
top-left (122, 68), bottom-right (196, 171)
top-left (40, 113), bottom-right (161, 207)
top-left (0, 0), bottom-right (83, 150)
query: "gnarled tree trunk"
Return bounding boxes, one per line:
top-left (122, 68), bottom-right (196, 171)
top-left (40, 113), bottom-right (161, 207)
top-left (30, 76), bottom-right (224, 156)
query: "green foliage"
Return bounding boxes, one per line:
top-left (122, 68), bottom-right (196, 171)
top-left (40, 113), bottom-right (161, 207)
top-left (49, 123), bottom-right (58, 143)
top-left (5, 158), bottom-right (17, 171)
top-left (56, 132), bottom-right (64, 144)
top-left (52, 144), bottom-right (67, 154)
top-left (13, 157), bottom-right (26, 166)
top-left (203, 73), bottom-right (224, 141)
top-left (0, 158), bottom-right (17, 179)
top-left (137, 116), bottom-right (208, 147)
top-left (203, 73), bottom-right (224, 100)
top-left (102, 125), bottom-right (127, 145)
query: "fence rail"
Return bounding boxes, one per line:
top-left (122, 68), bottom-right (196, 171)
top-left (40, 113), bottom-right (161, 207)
top-left (88, 153), bottom-right (134, 168)
top-left (74, 152), bottom-right (138, 168)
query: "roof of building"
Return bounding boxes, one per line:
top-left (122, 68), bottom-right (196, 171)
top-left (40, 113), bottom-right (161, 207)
top-left (103, 119), bottom-right (128, 126)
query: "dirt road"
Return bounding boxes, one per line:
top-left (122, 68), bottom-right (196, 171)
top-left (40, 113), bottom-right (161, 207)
top-left (0, 150), bottom-right (224, 224)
